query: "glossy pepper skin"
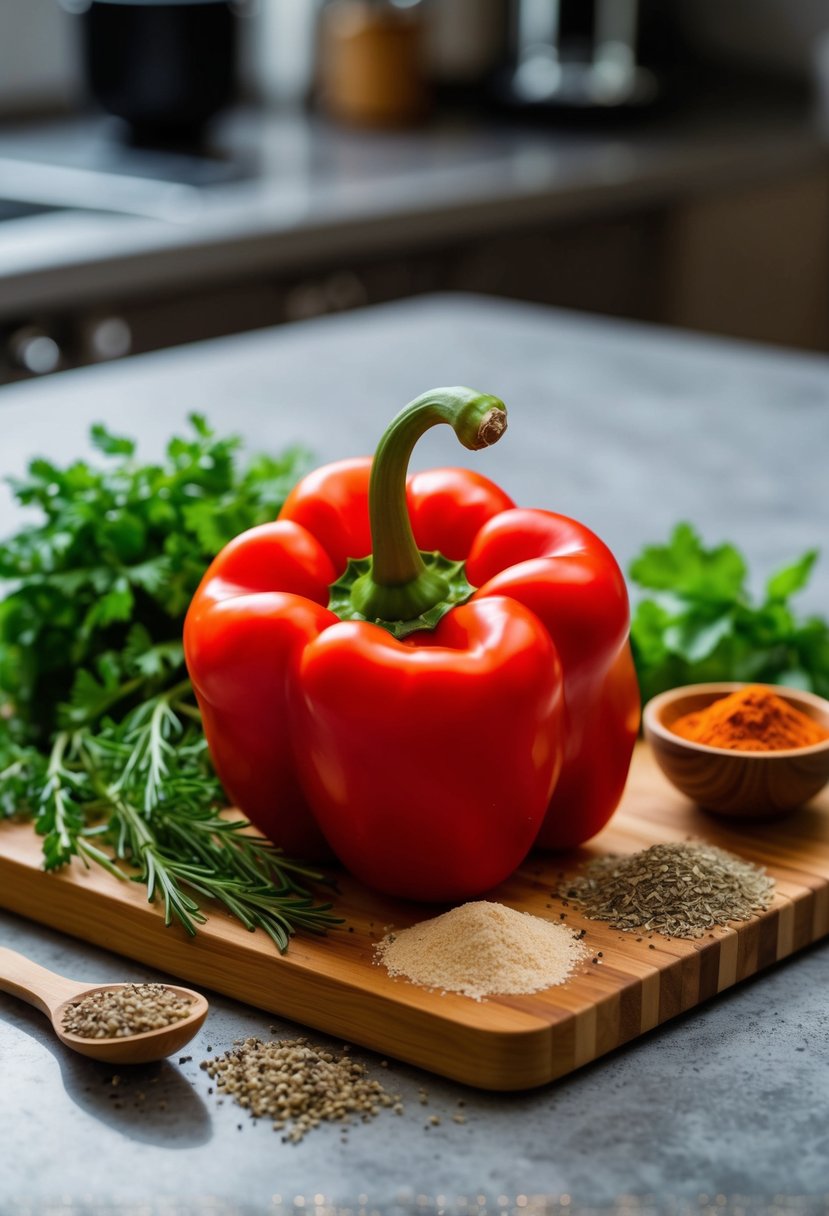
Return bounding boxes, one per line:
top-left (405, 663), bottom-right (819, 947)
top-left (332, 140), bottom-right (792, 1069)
top-left (184, 388), bottom-right (639, 901)
top-left (465, 508), bottom-right (640, 849)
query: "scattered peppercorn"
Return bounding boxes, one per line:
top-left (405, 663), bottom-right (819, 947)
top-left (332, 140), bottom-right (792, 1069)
top-left (201, 1037), bottom-right (401, 1143)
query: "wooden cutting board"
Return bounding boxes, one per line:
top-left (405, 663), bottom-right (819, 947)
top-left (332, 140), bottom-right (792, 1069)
top-left (1, 744), bottom-right (827, 1090)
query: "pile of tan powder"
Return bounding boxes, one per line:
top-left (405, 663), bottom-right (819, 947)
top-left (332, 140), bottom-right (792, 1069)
top-left (62, 983), bottom-right (192, 1039)
top-left (559, 842), bottom-right (775, 938)
top-left (201, 1037), bottom-right (401, 1142)
top-left (375, 900), bottom-right (587, 999)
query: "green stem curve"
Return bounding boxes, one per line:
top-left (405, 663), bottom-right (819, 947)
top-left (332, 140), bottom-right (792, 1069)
top-left (350, 386), bottom-right (507, 623)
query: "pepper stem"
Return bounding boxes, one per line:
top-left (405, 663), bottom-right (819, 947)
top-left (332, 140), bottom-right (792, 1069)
top-left (350, 387), bottom-right (507, 623)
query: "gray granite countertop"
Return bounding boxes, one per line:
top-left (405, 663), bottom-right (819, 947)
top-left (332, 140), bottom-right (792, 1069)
top-left (0, 92), bottom-right (827, 318)
top-left (1, 295), bottom-right (828, 1215)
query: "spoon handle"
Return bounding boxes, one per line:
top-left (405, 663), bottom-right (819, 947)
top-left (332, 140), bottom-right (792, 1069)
top-left (0, 947), bottom-right (88, 1017)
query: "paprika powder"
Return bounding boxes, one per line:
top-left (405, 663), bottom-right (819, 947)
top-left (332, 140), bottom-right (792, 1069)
top-left (184, 387), bottom-right (640, 901)
top-left (671, 684), bottom-right (829, 752)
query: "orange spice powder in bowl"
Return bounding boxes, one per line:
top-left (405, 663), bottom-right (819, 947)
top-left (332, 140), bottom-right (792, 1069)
top-left (643, 682), bottom-right (829, 819)
top-left (671, 684), bottom-right (829, 752)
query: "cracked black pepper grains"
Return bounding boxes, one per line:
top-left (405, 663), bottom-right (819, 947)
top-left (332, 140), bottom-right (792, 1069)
top-left (201, 1037), bottom-right (402, 1142)
top-left (62, 984), bottom-right (192, 1039)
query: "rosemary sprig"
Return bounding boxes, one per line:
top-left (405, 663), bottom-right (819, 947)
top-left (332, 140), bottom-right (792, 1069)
top-left (0, 418), bottom-right (339, 952)
top-left (6, 677), bottom-right (340, 951)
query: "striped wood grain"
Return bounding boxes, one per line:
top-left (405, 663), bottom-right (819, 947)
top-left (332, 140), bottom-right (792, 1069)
top-left (1, 745), bottom-right (827, 1090)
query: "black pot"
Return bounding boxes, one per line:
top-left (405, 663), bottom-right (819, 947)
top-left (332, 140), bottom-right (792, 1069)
top-left (81, 0), bottom-right (238, 145)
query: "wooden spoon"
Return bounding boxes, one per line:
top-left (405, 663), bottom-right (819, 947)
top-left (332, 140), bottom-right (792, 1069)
top-left (0, 946), bottom-right (209, 1064)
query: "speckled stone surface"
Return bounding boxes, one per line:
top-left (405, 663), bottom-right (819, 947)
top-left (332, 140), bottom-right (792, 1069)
top-left (1, 296), bottom-right (828, 1213)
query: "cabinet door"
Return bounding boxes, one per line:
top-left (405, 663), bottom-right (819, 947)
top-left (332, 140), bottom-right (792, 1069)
top-left (666, 170), bottom-right (829, 350)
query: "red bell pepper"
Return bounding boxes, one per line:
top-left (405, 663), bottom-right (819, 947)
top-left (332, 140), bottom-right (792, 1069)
top-left (184, 388), bottom-right (639, 901)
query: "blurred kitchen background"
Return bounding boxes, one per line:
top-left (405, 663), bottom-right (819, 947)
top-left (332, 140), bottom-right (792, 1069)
top-left (3, 0), bottom-right (829, 382)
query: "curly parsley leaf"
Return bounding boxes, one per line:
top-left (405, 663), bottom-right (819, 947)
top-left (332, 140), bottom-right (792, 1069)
top-left (0, 419), bottom-right (338, 952)
top-left (629, 522), bottom-right (748, 604)
top-left (765, 549), bottom-right (819, 602)
top-left (0, 415), bottom-right (310, 740)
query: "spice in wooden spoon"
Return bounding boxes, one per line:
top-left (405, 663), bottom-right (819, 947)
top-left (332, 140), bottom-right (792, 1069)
top-left (0, 946), bottom-right (208, 1064)
top-left (61, 983), bottom-right (194, 1039)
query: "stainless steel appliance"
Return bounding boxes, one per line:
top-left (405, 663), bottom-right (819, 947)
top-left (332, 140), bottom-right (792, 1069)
top-left (498, 0), bottom-right (659, 109)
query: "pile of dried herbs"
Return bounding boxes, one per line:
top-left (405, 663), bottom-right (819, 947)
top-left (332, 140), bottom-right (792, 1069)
top-left (559, 842), bottom-right (774, 938)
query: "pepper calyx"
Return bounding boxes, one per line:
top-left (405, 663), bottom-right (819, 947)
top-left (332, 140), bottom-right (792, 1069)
top-left (350, 387), bottom-right (506, 624)
top-left (329, 552), bottom-right (473, 641)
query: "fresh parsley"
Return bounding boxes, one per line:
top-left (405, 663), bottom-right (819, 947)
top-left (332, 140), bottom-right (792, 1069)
top-left (629, 522), bottom-right (829, 705)
top-left (0, 417), bottom-right (340, 951)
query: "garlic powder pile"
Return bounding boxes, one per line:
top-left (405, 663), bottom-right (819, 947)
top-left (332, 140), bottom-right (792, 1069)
top-left (375, 900), bottom-right (587, 1000)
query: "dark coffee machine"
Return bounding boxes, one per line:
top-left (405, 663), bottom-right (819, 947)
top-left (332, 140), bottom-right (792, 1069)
top-left (79, 0), bottom-right (239, 145)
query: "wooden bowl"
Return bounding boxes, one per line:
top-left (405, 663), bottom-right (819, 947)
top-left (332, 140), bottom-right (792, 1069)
top-left (643, 682), bottom-right (829, 820)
